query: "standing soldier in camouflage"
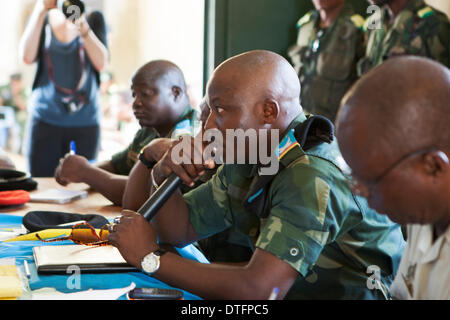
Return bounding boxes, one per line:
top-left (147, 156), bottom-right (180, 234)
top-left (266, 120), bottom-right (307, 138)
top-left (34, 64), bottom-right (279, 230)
top-left (108, 50), bottom-right (405, 300)
top-left (288, 0), bottom-right (365, 123)
top-left (358, 0), bottom-right (450, 75)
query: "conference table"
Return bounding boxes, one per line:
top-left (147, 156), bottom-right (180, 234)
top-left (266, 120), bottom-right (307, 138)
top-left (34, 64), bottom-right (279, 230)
top-left (2, 178), bottom-right (122, 218)
top-left (0, 178), bottom-right (206, 300)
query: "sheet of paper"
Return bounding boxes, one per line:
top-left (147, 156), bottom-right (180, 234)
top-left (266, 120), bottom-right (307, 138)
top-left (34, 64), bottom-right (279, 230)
top-left (31, 282), bottom-right (136, 300)
top-left (29, 188), bottom-right (88, 204)
top-left (0, 258), bottom-right (23, 299)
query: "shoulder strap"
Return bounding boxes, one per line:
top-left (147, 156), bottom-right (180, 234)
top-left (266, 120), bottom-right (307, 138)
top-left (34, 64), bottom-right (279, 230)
top-left (243, 115), bottom-right (334, 218)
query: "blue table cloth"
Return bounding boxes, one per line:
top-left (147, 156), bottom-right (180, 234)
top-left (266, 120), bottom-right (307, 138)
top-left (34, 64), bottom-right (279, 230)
top-left (0, 214), bottom-right (208, 300)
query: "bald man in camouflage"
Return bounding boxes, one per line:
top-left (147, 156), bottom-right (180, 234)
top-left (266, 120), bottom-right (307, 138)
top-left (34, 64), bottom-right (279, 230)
top-left (108, 50), bottom-right (405, 300)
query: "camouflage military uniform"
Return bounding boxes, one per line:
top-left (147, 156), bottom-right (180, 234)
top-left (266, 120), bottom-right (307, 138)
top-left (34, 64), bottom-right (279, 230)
top-left (358, 0), bottom-right (450, 75)
top-left (288, 3), bottom-right (365, 122)
top-left (184, 113), bottom-right (405, 299)
top-left (111, 106), bottom-right (198, 175)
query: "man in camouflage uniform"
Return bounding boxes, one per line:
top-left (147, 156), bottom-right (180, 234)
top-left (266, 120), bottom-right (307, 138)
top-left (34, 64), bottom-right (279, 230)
top-left (288, 0), bottom-right (365, 122)
top-left (55, 60), bottom-right (197, 205)
top-left (358, 0), bottom-right (450, 75)
top-left (108, 50), bottom-right (405, 300)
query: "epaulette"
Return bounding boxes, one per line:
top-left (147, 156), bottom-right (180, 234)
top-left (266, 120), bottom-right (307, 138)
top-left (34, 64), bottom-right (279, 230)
top-left (417, 6), bottom-right (435, 19)
top-left (297, 11), bottom-right (313, 28)
top-left (350, 14), bottom-right (365, 29)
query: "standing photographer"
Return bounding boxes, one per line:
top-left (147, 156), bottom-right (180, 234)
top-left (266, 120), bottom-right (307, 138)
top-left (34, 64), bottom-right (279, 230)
top-left (19, 0), bottom-right (108, 177)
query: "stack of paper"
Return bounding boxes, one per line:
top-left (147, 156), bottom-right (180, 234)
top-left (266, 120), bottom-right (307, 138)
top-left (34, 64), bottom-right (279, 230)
top-left (0, 259), bottom-right (23, 300)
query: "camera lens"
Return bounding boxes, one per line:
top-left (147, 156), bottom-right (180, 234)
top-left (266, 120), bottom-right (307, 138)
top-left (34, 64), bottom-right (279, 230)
top-left (59, 0), bottom-right (85, 19)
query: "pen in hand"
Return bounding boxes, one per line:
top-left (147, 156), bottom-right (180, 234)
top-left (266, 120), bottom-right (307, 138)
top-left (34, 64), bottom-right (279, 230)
top-left (268, 287), bottom-right (279, 300)
top-left (70, 141), bottom-right (77, 155)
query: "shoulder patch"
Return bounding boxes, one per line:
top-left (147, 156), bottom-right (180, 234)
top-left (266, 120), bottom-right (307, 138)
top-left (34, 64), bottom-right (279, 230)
top-left (297, 11), bottom-right (313, 28)
top-left (417, 6), bottom-right (435, 19)
top-left (350, 14), bottom-right (365, 29)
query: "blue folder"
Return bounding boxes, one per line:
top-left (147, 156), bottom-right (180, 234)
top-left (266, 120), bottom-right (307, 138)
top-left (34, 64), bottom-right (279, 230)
top-left (0, 214), bottom-right (208, 300)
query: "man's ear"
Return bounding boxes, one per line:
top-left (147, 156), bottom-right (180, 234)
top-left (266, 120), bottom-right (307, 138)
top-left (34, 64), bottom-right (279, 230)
top-left (262, 99), bottom-right (280, 125)
top-left (423, 150), bottom-right (449, 177)
top-left (172, 86), bottom-right (182, 100)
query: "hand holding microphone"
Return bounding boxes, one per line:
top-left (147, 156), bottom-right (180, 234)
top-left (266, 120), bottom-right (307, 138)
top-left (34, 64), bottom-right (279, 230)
top-left (138, 132), bottom-right (217, 221)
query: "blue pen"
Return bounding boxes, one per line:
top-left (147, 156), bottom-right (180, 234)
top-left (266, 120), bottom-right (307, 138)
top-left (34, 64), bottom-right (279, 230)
top-left (70, 141), bottom-right (77, 155)
top-left (268, 287), bottom-right (279, 300)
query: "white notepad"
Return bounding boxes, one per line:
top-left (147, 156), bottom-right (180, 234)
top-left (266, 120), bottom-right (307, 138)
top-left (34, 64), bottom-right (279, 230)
top-left (33, 245), bottom-right (136, 274)
top-left (30, 188), bottom-right (88, 204)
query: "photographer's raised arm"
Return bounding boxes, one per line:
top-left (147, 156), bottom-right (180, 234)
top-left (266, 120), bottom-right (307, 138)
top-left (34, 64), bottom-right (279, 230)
top-left (20, 0), bottom-right (55, 64)
top-left (79, 15), bottom-right (109, 72)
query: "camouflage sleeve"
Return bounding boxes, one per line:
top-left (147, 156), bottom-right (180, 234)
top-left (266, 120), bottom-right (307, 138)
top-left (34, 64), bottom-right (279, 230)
top-left (424, 11), bottom-right (450, 68)
top-left (184, 165), bottom-right (232, 240)
top-left (256, 159), bottom-right (348, 277)
top-left (110, 128), bottom-right (157, 175)
top-left (110, 145), bottom-right (132, 175)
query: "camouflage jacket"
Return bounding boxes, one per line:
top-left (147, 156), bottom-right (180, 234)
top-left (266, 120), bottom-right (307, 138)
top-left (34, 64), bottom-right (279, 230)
top-left (184, 113), bottom-right (405, 299)
top-left (288, 3), bottom-right (365, 122)
top-left (111, 106), bottom-right (198, 175)
top-left (358, 0), bottom-right (450, 75)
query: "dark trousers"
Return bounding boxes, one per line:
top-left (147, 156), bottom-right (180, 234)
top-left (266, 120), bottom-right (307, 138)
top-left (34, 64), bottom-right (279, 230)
top-left (25, 118), bottom-right (100, 177)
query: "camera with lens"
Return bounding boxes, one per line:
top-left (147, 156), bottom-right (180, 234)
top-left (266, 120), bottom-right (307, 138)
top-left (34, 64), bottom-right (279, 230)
top-left (58, 0), bottom-right (85, 20)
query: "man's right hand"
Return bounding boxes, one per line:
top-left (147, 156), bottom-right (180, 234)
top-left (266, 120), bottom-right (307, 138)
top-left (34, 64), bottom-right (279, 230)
top-left (54, 154), bottom-right (90, 186)
top-left (152, 134), bottom-right (215, 188)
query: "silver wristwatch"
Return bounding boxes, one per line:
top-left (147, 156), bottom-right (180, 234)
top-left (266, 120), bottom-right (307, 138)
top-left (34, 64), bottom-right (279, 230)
top-left (141, 248), bottom-right (167, 275)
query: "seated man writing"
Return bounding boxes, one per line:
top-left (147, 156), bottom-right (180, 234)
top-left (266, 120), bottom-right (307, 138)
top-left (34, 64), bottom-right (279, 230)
top-left (54, 60), bottom-right (197, 205)
top-left (336, 56), bottom-right (450, 300)
top-left (108, 50), bottom-right (405, 300)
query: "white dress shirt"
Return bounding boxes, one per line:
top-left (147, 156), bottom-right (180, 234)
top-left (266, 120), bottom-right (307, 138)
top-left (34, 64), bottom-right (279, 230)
top-left (390, 224), bottom-right (450, 300)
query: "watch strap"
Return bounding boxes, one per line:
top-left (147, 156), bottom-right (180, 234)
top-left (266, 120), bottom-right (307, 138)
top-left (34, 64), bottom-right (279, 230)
top-left (153, 248), bottom-right (167, 257)
top-left (139, 151), bottom-right (157, 170)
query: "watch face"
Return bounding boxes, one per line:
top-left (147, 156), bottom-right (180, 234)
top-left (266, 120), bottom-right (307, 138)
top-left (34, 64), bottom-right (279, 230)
top-left (141, 253), bottom-right (160, 274)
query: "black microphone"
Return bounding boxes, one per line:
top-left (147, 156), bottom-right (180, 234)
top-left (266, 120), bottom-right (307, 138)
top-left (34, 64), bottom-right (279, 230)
top-left (138, 173), bottom-right (183, 221)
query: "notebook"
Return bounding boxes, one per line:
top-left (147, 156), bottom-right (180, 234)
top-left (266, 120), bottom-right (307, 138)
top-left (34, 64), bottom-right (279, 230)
top-left (33, 245), bottom-right (137, 274)
top-left (30, 188), bottom-right (88, 204)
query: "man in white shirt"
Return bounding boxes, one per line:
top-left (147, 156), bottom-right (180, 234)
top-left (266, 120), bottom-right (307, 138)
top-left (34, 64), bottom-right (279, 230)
top-left (335, 56), bottom-right (450, 300)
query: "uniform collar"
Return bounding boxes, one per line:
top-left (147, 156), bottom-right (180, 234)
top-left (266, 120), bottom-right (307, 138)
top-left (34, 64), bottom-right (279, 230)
top-left (312, 2), bottom-right (354, 32)
top-left (415, 223), bottom-right (449, 264)
top-left (444, 224), bottom-right (450, 243)
top-left (246, 112), bottom-right (307, 178)
top-left (382, 0), bottom-right (425, 19)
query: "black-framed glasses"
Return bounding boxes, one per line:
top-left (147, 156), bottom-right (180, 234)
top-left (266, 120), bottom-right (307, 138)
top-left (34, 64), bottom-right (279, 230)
top-left (349, 147), bottom-right (437, 198)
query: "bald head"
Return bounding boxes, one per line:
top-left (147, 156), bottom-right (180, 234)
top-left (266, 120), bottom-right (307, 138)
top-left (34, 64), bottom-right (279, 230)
top-left (214, 50), bottom-right (300, 102)
top-left (337, 57), bottom-right (450, 166)
top-left (207, 50), bottom-right (302, 128)
top-left (133, 60), bottom-right (187, 93)
top-left (336, 57), bottom-right (450, 227)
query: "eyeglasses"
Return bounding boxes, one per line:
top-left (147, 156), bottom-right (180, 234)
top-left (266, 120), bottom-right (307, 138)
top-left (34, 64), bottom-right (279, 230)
top-left (36, 222), bottom-right (111, 246)
top-left (349, 147), bottom-right (436, 198)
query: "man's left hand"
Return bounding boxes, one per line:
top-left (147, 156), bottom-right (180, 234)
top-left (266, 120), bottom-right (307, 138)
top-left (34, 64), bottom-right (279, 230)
top-left (108, 210), bottom-right (159, 268)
